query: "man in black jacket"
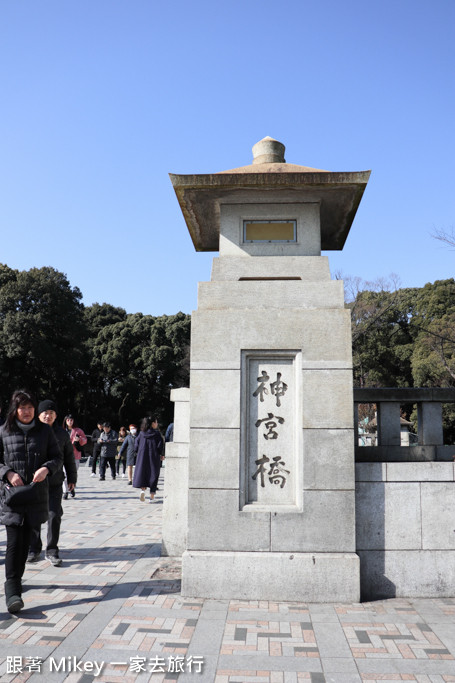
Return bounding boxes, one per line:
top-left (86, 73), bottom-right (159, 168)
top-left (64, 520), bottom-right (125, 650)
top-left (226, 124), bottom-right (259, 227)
top-left (27, 400), bottom-right (77, 566)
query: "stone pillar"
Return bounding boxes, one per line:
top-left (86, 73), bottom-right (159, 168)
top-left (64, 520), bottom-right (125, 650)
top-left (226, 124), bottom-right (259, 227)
top-left (169, 136), bottom-right (370, 602)
top-left (377, 402), bottom-right (401, 446)
top-left (161, 388), bottom-right (190, 557)
top-left (418, 402), bottom-right (443, 445)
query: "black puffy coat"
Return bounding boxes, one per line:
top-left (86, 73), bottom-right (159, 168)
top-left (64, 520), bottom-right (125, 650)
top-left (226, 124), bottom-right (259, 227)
top-left (0, 421), bottom-right (63, 526)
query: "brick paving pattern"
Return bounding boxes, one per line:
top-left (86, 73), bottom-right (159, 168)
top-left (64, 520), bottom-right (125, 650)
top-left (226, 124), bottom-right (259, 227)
top-left (0, 467), bottom-right (454, 682)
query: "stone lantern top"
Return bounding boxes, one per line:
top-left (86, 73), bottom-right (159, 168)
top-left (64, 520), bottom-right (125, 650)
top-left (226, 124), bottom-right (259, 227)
top-left (169, 137), bottom-right (370, 252)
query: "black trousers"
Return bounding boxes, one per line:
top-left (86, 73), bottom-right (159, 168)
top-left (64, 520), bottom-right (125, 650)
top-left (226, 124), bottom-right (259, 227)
top-left (116, 457), bottom-right (126, 475)
top-left (91, 446), bottom-right (100, 474)
top-left (5, 523), bottom-right (33, 589)
top-left (29, 485), bottom-right (63, 556)
top-left (99, 456), bottom-right (116, 479)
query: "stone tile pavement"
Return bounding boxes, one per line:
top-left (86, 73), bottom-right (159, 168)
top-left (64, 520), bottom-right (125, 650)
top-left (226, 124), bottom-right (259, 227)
top-left (0, 466), bottom-right (455, 682)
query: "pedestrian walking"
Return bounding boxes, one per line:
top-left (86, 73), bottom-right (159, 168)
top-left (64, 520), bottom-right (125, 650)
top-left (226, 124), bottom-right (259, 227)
top-left (133, 417), bottom-right (164, 502)
top-left (28, 400), bottom-right (77, 566)
top-left (90, 422), bottom-right (103, 477)
top-left (119, 424), bottom-right (138, 484)
top-left (116, 426), bottom-right (127, 477)
top-left (0, 389), bottom-right (62, 613)
top-left (62, 415), bottom-right (86, 498)
top-left (99, 422), bottom-right (118, 480)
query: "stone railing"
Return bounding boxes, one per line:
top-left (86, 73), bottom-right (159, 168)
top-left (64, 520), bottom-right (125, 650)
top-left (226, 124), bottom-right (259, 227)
top-left (354, 387), bottom-right (455, 462)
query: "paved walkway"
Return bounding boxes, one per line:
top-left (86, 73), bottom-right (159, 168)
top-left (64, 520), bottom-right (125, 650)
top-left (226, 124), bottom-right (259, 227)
top-left (1, 467), bottom-right (455, 682)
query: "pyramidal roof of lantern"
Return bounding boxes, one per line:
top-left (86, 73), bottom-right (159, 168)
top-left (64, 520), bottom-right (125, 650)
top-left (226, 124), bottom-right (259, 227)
top-left (169, 136), bottom-right (371, 252)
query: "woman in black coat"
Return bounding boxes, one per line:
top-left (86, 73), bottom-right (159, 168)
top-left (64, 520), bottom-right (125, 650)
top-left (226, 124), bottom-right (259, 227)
top-left (133, 417), bottom-right (164, 502)
top-left (0, 389), bottom-right (62, 613)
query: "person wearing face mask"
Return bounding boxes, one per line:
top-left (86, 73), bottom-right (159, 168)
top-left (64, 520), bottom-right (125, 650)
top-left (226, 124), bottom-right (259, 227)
top-left (0, 389), bottom-right (62, 613)
top-left (119, 424), bottom-right (138, 485)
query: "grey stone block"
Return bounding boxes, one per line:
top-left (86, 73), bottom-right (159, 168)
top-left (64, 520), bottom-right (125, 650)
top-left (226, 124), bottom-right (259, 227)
top-left (355, 462), bottom-right (386, 482)
top-left (271, 490), bottom-right (356, 552)
top-left (304, 429), bottom-right (355, 490)
top-left (182, 550), bottom-right (360, 602)
top-left (358, 550), bottom-right (455, 600)
top-left (189, 369), bottom-right (240, 429)
top-left (161, 457), bottom-right (188, 557)
top-left (164, 442), bottom-right (188, 459)
top-left (421, 482), bottom-right (455, 549)
top-left (211, 255), bottom-right (331, 281)
top-left (170, 387), bottom-right (190, 443)
top-left (356, 482), bottom-right (421, 550)
top-left (418, 401), bottom-right (443, 445)
top-left (187, 489), bottom-right (270, 551)
top-left (219, 202), bottom-right (321, 258)
top-left (188, 428), bottom-right (239, 489)
top-left (302, 369), bottom-right (354, 429)
top-left (386, 462), bottom-right (454, 482)
top-left (197, 281), bottom-right (345, 310)
top-left (190, 309), bottom-right (352, 367)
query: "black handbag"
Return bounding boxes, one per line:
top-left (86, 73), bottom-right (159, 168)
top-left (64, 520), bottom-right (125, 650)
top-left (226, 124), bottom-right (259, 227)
top-left (3, 481), bottom-right (43, 506)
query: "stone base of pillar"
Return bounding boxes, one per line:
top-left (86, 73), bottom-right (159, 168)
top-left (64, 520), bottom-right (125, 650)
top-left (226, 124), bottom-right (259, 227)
top-left (181, 551), bottom-right (360, 603)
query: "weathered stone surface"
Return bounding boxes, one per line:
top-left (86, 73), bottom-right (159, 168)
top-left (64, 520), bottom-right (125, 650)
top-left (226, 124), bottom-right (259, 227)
top-left (197, 281), bottom-right (345, 310)
top-left (271, 490), bottom-right (356, 552)
top-left (355, 462), bottom-right (387, 482)
top-left (191, 309), bottom-right (352, 367)
top-left (219, 202), bottom-right (321, 257)
top-left (421, 482), bottom-right (455, 549)
top-left (161, 451), bottom-right (188, 557)
top-left (304, 429), bottom-right (354, 490)
top-left (377, 402), bottom-right (401, 447)
top-left (187, 489), bottom-right (270, 551)
top-left (182, 551), bottom-right (360, 602)
top-left (211, 255), bottom-right (331, 281)
top-left (418, 402), bottom-right (444, 445)
top-left (189, 428), bottom-right (239, 489)
top-left (302, 370), bottom-right (354, 429)
top-left (359, 550), bottom-right (455, 600)
top-left (189, 369), bottom-right (240, 429)
top-left (356, 482), bottom-right (421, 550)
top-left (387, 462), bottom-right (454, 482)
top-left (170, 387), bottom-right (190, 443)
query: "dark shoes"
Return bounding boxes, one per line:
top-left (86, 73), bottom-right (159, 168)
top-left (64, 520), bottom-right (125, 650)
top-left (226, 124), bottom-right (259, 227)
top-left (26, 552), bottom-right (41, 563)
top-left (5, 580), bottom-right (23, 614)
top-left (6, 594), bottom-right (23, 614)
top-left (70, 490), bottom-right (75, 498)
top-left (128, 481), bottom-right (132, 485)
top-left (99, 477), bottom-right (105, 481)
top-left (63, 492), bottom-right (68, 500)
top-left (45, 554), bottom-right (62, 567)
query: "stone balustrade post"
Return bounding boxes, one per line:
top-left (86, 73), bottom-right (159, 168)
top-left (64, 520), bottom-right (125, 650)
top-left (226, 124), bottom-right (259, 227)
top-left (377, 401), bottom-right (401, 446)
top-left (418, 402), bottom-right (443, 446)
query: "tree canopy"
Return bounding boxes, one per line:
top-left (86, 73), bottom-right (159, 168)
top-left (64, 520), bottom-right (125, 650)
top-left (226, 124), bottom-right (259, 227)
top-left (0, 264), bottom-right (190, 431)
top-left (347, 276), bottom-right (455, 442)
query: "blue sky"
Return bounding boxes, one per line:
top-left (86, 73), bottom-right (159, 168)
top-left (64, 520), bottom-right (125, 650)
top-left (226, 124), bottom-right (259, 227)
top-left (1, 0), bottom-right (454, 315)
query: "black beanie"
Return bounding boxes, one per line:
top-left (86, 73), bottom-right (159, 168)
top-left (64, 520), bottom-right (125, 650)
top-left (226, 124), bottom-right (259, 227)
top-left (38, 399), bottom-right (57, 415)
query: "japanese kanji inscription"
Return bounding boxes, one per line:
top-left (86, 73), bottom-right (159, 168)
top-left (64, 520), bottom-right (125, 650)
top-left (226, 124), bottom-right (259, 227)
top-left (242, 351), bottom-right (301, 508)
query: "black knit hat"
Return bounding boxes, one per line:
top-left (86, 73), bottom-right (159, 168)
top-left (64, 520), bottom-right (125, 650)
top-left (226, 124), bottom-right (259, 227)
top-left (38, 399), bottom-right (57, 415)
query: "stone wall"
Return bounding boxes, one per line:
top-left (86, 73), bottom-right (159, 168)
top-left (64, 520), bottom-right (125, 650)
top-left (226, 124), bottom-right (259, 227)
top-left (356, 462), bottom-right (455, 600)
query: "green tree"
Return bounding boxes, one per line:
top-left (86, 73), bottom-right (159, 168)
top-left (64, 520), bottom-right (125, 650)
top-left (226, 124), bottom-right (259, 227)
top-left (349, 287), bottom-right (414, 388)
top-left (0, 265), bottom-right (86, 412)
top-left (89, 311), bottom-right (190, 426)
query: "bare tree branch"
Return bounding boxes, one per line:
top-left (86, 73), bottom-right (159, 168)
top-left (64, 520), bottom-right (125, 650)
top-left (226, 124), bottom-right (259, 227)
top-left (431, 226), bottom-right (455, 249)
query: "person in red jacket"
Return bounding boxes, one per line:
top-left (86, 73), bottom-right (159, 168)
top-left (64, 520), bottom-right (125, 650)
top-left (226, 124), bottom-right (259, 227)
top-left (62, 414), bottom-right (87, 498)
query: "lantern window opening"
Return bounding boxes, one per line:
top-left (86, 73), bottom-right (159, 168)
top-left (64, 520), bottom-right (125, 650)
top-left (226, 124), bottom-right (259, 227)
top-left (243, 220), bottom-right (297, 244)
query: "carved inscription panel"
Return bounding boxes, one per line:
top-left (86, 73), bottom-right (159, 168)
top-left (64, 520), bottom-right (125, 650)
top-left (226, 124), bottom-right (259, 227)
top-left (243, 352), bottom-right (300, 508)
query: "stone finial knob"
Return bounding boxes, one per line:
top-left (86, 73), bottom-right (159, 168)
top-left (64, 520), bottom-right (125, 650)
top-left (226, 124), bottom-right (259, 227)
top-left (252, 136), bottom-right (286, 164)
